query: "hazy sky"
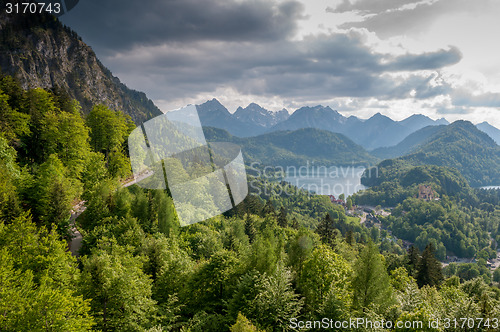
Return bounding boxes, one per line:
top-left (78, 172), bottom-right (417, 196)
top-left (61, 0), bottom-right (500, 127)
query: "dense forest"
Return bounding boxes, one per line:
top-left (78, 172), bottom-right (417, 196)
top-left (355, 160), bottom-right (500, 259)
top-left (1, 75), bottom-right (500, 331)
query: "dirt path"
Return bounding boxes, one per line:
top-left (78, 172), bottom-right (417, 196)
top-left (359, 212), bottom-right (367, 224)
top-left (68, 201), bottom-right (86, 257)
top-left (67, 175), bottom-right (142, 256)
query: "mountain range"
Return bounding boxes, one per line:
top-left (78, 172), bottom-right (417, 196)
top-left (194, 98), bottom-right (499, 151)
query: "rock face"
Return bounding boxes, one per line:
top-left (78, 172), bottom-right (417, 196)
top-left (234, 103), bottom-right (289, 129)
top-left (195, 99), bottom-right (263, 137)
top-left (0, 12), bottom-right (162, 124)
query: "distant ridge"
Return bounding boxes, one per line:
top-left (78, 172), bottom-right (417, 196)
top-left (476, 122), bottom-right (500, 145)
top-left (203, 126), bottom-right (378, 167)
top-left (234, 103), bottom-right (289, 129)
top-left (371, 125), bottom-right (446, 159)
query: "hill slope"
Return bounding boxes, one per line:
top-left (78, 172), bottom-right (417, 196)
top-left (477, 122), bottom-right (500, 145)
top-left (0, 12), bottom-right (162, 123)
top-left (371, 125), bottom-right (446, 159)
top-left (400, 121), bottom-right (500, 187)
top-left (203, 126), bottom-right (378, 167)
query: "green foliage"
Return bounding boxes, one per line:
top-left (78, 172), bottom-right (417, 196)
top-left (80, 240), bottom-right (157, 331)
top-left (366, 121), bottom-right (500, 188)
top-left (494, 267), bottom-right (500, 283)
top-left (0, 213), bottom-right (94, 330)
top-left (316, 213), bottom-right (337, 246)
top-left (25, 154), bottom-right (81, 236)
top-left (231, 263), bottom-right (303, 332)
top-left (0, 87), bottom-right (29, 143)
top-left (86, 104), bottom-right (133, 177)
top-left (443, 262), bottom-right (492, 284)
top-left (352, 241), bottom-right (394, 313)
top-left (416, 244), bottom-right (443, 288)
top-left (358, 162), bottom-right (472, 207)
top-left (378, 194), bottom-right (493, 259)
top-left (0, 135), bottom-right (21, 221)
top-left (185, 249), bottom-right (242, 314)
top-left (204, 126), bottom-right (377, 167)
top-left (401, 121), bottom-right (500, 187)
top-left (299, 245), bottom-right (352, 316)
top-left (230, 313), bottom-right (261, 332)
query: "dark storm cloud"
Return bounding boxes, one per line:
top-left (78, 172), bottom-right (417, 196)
top-left (387, 47), bottom-right (462, 71)
top-left (60, 0), bottom-right (305, 53)
top-left (104, 33), bottom-right (460, 102)
top-left (331, 0), bottom-right (489, 39)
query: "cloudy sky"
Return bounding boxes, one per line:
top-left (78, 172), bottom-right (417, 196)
top-left (61, 0), bottom-right (500, 127)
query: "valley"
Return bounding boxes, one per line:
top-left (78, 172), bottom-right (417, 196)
top-left (1, 7), bottom-right (500, 331)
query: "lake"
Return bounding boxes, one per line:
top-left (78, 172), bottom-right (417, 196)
top-left (285, 165), bottom-right (367, 197)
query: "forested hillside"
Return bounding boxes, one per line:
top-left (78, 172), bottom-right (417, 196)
top-left (2, 75), bottom-right (500, 331)
top-left (354, 160), bottom-right (500, 263)
top-left (400, 121), bottom-right (500, 187)
top-left (204, 126), bottom-right (378, 167)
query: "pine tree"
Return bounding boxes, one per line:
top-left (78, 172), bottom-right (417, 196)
top-left (345, 230), bottom-right (354, 245)
top-left (277, 206), bottom-right (288, 228)
top-left (416, 243), bottom-right (443, 288)
top-left (316, 213), bottom-right (335, 246)
top-left (406, 245), bottom-right (421, 278)
top-left (244, 214), bottom-right (256, 243)
top-left (262, 200), bottom-right (275, 217)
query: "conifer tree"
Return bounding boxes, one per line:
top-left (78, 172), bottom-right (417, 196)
top-left (244, 214), bottom-right (256, 243)
top-left (316, 213), bottom-right (335, 246)
top-left (406, 246), bottom-right (421, 277)
top-left (416, 243), bottom-right (443, 288)
top-left (262, 200), bottom-right (275, 217)
top-left (345, 230), bottom-right (354, 245)
top-left (277, 206), bottom-right (288, 228)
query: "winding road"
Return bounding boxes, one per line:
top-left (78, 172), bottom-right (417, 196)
top-left (67, 174), bottom-right (144, 256)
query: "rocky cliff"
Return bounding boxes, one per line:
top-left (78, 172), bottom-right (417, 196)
top-left (0, 11), bottom-right (162, 124)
